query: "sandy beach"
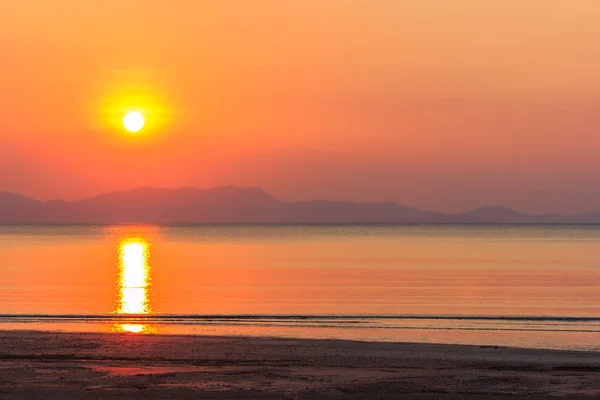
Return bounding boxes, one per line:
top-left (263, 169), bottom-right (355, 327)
top-left (0, 331), bottom-right (599, 399)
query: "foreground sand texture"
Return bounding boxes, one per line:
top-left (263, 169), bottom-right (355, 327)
top-left (1, 331), bottom-right (600, 399)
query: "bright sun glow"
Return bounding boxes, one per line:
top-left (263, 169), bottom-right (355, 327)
top-left (123, 111), bottom-right (145, 133)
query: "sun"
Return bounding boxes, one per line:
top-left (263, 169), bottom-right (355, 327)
top-left (123, 111), bottom-right (145, 133)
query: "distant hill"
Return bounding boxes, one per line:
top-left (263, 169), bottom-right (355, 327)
top-left (0, 186), bottom-right (599, 224)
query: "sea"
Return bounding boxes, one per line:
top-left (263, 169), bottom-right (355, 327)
top-left (1, 224), bottom-right (599, 351)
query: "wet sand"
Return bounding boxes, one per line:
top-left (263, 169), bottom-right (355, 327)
top-left (1, 331), bottom-right (600, 399)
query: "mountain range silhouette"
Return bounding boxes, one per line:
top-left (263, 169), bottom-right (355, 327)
top-left (1, 186), bottom-right (599, 224)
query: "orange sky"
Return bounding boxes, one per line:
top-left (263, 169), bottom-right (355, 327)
top-left (2, 1), bottom-right (600, 213)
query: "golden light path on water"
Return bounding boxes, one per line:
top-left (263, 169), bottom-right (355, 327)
top-left (114, 237), bottom-right (153, 333)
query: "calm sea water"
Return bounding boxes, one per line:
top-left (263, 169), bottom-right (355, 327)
top-left (1, 224), bottom-right (599, 350)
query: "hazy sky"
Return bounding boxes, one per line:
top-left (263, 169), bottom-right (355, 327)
top-left (2, 1), bottom-right (600, 213)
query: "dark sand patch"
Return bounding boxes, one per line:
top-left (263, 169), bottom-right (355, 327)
top-left (1, 331), bottom-right (600, 399)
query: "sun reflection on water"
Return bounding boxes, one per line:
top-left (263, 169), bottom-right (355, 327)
top-left (115, 237), bottom-right (153, 333)
top-left (115, 323), bottom-right (157, 334)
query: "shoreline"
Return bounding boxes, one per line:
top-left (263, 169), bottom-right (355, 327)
top-left (3, 327), bottom-right (600, 353)
top-left (1, 331), bottom-right (600, 398)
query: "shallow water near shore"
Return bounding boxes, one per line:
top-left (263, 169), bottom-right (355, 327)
top-left (1, 224), bottom-right (599, 350)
